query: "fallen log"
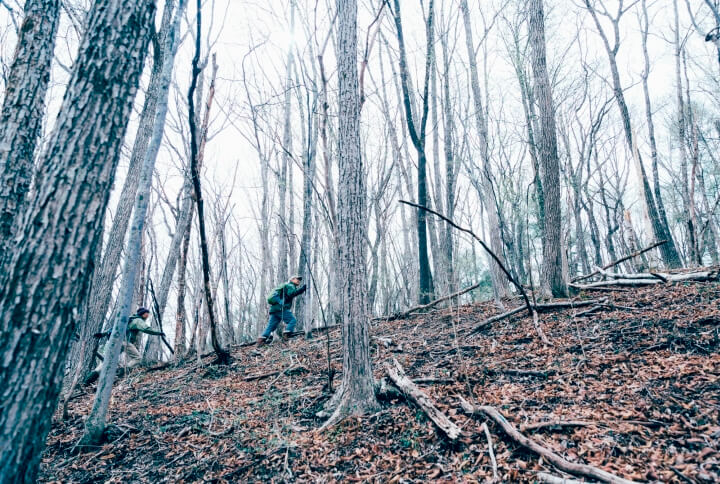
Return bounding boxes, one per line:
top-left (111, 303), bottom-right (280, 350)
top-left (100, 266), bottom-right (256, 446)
top-left (375, 281), bottom-right (482, 321)
top-left (386, 358), bottom-right (462, 440)
top-left (458, 397), bottom-right (640, 484)
top-left (470, 300), bottom-right (601, 335)
top-left (572, 240), bottom-right (667, 282)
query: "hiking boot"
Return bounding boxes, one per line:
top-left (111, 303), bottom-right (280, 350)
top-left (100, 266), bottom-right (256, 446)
top-left (257, 336), bottom-right (268, 346)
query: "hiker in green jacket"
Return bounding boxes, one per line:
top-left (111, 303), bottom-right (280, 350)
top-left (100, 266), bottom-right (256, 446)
top-left (258, 276), bottom-right (307, 344)
top-left (87, 307), bottom-right (165, 383)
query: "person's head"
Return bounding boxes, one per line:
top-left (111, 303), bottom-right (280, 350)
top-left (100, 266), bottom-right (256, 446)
top-left (289, 275), bottom-right (303, 286)
top-left (137, 307), bottom-right (150, 319)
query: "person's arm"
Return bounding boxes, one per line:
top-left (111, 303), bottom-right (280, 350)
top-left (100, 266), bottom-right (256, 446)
top-left (295, 284), bottom-right (307, 296)
top-left (130, 317), bottom-right (164, 336)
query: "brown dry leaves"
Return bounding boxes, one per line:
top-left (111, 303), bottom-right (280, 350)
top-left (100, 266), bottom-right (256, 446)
top-left (41, 283), bottom-right (719, 482)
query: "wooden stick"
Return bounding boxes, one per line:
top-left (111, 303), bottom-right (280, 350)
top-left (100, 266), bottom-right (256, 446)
top-left (458, 397), bottom-right (640, 484)
top-left (399, 200), bottom-right (534, 318)
top-left (520, 420), bottom-right (593, 432)
top-left (375, 281), bottom-right (482, 321)
top-left (537, 472), bottom-right (588, 484)
top-left (470, 300), bottom-right (600, 335)
top-left (386, 358), bottom-right (462, 440)
top-left (480, 422), bottom-right (499, 480)
top-left (572, 240), bottom-right (667, 282)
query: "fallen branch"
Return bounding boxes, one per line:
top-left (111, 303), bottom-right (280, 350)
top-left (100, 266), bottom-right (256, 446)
top-left (386, 358), bottom-right (462, 440)
top-left (572, 240), bottom-right (667, 282)
top-left (470, 300), bottom-right (600, 335)
top-left (375, 281), bottom-right (482, 321)
top-left (573, 268), bottom-right (718, 290)
top-left (537, 472), bottom-right (588, 484)
top-left (458, 397), bottom-right (640, 484)
top-left (399, 200), bottom-right (534, 319)
top-left (243, 365), bottom-right (307, 382)
top-left (520, 420), bottom-right (593, 432)
top-left (480, 422), bottom-right (498, 480)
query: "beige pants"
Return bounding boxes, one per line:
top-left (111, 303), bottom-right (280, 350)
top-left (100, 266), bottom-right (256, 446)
top-left (94, 342), bottom-right (142, 373)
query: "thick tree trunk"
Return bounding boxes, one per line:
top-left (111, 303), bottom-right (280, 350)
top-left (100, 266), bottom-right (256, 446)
top-left (322, 0), bottom-right (379, 426)
top-left (175, 227), bottom-right (191, 355)
top-left (0, 0), bottom-right (155, 480)
top-left (528, 0), bottom-right (568, 298)
top-left (82, 0), bottom-right (184, 445)
top-left (459, 0), bottom-right (509, 300)
top-left (0, 0), bottom-right (60, 255)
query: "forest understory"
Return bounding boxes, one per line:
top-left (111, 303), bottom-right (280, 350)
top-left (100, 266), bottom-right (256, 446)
top-left (40, 282), bottom-right (720, 483)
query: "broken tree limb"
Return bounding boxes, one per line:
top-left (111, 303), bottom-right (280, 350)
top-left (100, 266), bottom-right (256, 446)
top-left (375, 281), bottom-right (483, 321)
top-left (386, 358), bottom-right (462, 440)
top-left (520, 420), bottom-right (593, 432)
top-left (571, 269), bottom-right (719, 290)
top-left (537, 472), bottom-right (589, 484)
top-left (399, 200), bottom-right (534, 319)
top-left (469, 300), bottom-right (600, 335)
top-left (480, 422), bottom-right (498, 480)
top-left (572, 240), bottom-right (667, 282)
top-left (458, 397), bottom-right (640, 484)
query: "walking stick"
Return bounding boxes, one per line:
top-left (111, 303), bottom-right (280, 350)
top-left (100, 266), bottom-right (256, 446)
top-left (147, 277), bottom-right (175, 355)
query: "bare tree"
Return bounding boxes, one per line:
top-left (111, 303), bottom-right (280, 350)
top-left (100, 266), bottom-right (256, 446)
top-left (321, 0), bottom-right (379, 426)
top-left (81, 0), bottom-right (186, 445)
top-left (391, 0), bottom-right (436, 304)
top-left (459, 0), bottom-right (510, 300)
top-left (0, 0), bottom-right (155, 480)
top-left (584, 0), bottom-right (682, 268)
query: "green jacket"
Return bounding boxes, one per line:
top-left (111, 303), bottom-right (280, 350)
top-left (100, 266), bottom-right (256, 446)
top-left (267, 282), bottom-right (306, 314)
top-left (127, 314), bottom-right (163, 344)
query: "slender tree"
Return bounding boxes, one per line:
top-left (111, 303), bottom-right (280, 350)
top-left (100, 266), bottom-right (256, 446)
top-left (391, 0), bottom-right (436, 304)
top-left (0, 0), bottom-right (155, 480)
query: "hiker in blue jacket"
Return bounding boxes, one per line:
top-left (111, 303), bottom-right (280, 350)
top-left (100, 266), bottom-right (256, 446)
top-left (258, 275), bottom-right (306, 344)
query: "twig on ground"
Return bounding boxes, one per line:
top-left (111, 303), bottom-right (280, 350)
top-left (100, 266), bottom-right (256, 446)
top-left (480, 422), bottom-right (498, 480)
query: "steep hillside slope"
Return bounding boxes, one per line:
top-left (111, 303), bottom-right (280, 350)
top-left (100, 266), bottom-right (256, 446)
top-left (41, 283), bottom-right (720, 482)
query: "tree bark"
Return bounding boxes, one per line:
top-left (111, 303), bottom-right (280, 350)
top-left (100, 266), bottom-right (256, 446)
top-left (528, 0), bottom-right (568, 298)
top-left (82, 0), bottom-right (185, 445)
top-left (0, 0), bottom-right (60, 256)
top-left (187, 6), bottom-right (227, 364)
top-left (66, 0), bottom-right (180, 387)
top-left (321, 0), bottom-right (379, 426)
top-left (0, 0), bottom-right (155, 480)
top-left (391, 0), bottom-right (435, 304)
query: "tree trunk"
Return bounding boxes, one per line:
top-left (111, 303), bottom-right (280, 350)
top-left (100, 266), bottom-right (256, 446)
top-left (528, 0), bottom-right (568, 298)
top-left (391, 0), bottom-right (435, 304)
top-left (0, 0), bottom-right (155, 480)
top-left (640, 0), bottom-right (674, 248)
top-left (459, 0), bottom-right (509, 300)
top-left (322, 0), bottom-right (379, 426)
top-left (585, 0), bottom-right (682, 268)
top-left (187, 8), bottom-right (227, 364)
top-left (66, 0), bottom-right (179, 387)
top-left (82, 0), bottom-right (184, 445)
top-left (175, 227), bottom-right (191, 355)
top-left (0, 0), bottom-right (60, 255)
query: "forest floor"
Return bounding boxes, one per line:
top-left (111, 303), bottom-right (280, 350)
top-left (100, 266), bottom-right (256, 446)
top-left (41, 282), bottom-right (720, 483)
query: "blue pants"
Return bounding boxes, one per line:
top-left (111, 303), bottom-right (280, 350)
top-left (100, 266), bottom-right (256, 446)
top-left (261, 310), bottom-right (297, 338)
